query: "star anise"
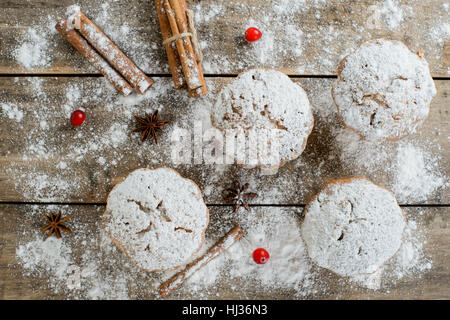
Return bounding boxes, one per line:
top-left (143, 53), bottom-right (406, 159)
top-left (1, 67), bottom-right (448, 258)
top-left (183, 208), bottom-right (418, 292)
top-left (41, 211), bottom-right (72, 239)
top-left (133, 110), bottom-right (169, 144)
top-left (224, 181), bottom-right (258, 213)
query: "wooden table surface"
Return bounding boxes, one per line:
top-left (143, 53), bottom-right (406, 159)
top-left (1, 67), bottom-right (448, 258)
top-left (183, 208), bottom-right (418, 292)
top-left (0, 0), bottom-right (448, 299)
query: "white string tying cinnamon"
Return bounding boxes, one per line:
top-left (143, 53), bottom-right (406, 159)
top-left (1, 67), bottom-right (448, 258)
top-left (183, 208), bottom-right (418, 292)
top-left (162, 9), bottom-right (203, 63)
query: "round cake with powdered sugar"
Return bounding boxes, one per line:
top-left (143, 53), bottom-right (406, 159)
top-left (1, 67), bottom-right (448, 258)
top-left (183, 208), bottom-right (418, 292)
top-left (301, 177), bottom-right (406, 277)
top-left (332, 39), bottom-right (436, 141)
top-left (212, 69), bottom-right (314, 169)
top-left (103, 168), bottom-right (209, 272)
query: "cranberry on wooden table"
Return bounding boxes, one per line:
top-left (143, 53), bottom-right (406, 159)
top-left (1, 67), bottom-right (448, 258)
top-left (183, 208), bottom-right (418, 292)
top-left (245, 27), bottom-right (262, 42)
top-left (70, 110), bottom-right (85, 126)
top-left (253, 248), bottom-right (270, 264)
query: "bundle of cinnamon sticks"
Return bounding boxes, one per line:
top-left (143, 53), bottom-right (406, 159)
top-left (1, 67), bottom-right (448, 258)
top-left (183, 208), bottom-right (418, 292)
top-left (56, 11), bottom-right (153, 96)
top-left (154, 0), bottom-right (207, 97)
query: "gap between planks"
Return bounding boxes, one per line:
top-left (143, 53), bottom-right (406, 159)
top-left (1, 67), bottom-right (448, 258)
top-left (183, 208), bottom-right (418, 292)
top-left (0, 73), bottom-right (450, 80)
top-left (0, 202), bottom-right (448, 208)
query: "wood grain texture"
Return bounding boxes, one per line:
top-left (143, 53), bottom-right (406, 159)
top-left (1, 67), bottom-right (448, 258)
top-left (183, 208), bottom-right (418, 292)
top-left (0, 0), bottom-right (448, 76)
top-left (1, 204), bottom-right (448, 300)
top-left (0, 77), bottom-right (448, 204)
top-left (0, 0), bottom-right (448, 301)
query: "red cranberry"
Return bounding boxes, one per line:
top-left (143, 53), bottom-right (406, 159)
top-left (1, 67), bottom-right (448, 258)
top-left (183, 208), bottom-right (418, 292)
top-left (253, 248), bottom-right (270, 264)
top-left (70, 110), bottom-right (85, 126)
top-left (245, 27), bottom-right (262, 42)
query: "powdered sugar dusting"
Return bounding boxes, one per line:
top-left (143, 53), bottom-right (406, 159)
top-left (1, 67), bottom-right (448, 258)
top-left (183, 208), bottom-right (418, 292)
top-left (1, 76), bottom-right (446, 205)
top-left (17, 237), bottom-right (74, 281)
top-left (306, 76), bottom-right (447, 204)
top-left (390, 219), bottom-right (432, 279)
top-left (1, 103), bottom-right (23, 122)
top-left (14, 205), bottom-right (151, 299)
top-left (182, 208), bottom-right (319, 298)
top-left (2, 0), bottom-right (447, 300)
top-left (13, 27), bottom-right (54, 70)
top-left (192, 0), bottom-right (448, 75)
top-left (2, 77), bottom-right (188, 202)
top-left (14, 205), bottom-right (437, 298)
top-left (353, 213), bottom-right (433, 290)
top-left (4, 1), bottom-right (449, 75)
top-left (392, 143), bottom-right (447, 202)
top-left (379, 0), bottom-right (405, 31)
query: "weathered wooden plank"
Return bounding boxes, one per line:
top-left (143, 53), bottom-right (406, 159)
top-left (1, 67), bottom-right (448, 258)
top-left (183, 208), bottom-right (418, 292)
top-left (1, 204), bottom-right (448, 299)
top-left (0, 0), bottom-right (448, 76)
top-left (0, 77), bottom-right (448, 204)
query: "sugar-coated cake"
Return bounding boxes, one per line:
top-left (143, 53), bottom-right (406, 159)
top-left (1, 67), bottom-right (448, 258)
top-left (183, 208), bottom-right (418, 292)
top-left (103, 168), bottom-right (209, 272)
top-left (212, 69), bottom-right (314, 169)
top-left (301, 177), bottom-right (406, 277)
top-left (332, 39), bottom-right (436, 141)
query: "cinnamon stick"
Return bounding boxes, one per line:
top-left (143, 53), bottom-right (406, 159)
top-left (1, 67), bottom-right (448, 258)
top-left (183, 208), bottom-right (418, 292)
top-left (72, 11), bottom-right (153, 94)
top-left (154, 0), bottom-right (207, 97)
top-left (55, 18), bottom-right (133, 96)
top-left (154, 0), bottom-right (186, 89)
top-left (163, 0), bottom-right (201, 91)
top-left (159, 225), bottom-right (244, 298)
top-left (180, 0), bottom-right (207, 98)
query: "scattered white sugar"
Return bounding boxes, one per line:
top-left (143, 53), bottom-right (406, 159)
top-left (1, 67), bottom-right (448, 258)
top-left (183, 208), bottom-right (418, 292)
top-left (40, 120), bottom-right (49, 130)
top-left (97, 157), bottom-right (106, 166)
top-left (13, 28), bottom-right (53, 70)
top-left (3, 75), bottom-right (445, 206)
top-left (392, 144), bottom-right (447, 203)
top-left (228, 212), bottom-right (313, 293)
top-left (120, 24), bottom-right (130, 35)
top-left (65, 85), bottom-right (82, 108)
top-left (334, 128), bottom-right (389, 170)
top-left (333, 39), bottom-right (436, 141)
top-left (56, 161), bottom-right (68, 170)
top-left (389, 219), bottom-right (432, 279)
top-left (244, 21), bottom-right (304, 65)
top-left (191, 0), bottom-right (449, 76)
top-left (103, 123), bottom-right (128, 148)
top-left (331, 126), bottom-right (447, 203)
top-left (5, 1), bottom-right (447, 76)
top-left (301, 177), bottom-right (406, 277)
top-left (15, 205), bottom-right (435, 298)
top-left (183, 206), bottom-right (432, 295)
top-left (193, 1), bottom-right (308, 73)
top-left (99, 3), bottom-right (111, 25)
top-left (184, 208), bottom-right (317, 297)
top-left (15, 216), bottom-right (144, 299)
top-left (16, 237), bottom-right (74, 282)
top-left (429, 23), bottom-right (450, 47)
top-left (104, 168), bottom-right (209, 271)
top-left (379, 0), bottom-right (404, 31)
top-left (184, 239), bottom-right (224, 288)
top-left (354, 218), bottom-right (433, 289)
top-left (273, 0), bottom-right (305, 15)
top-left (193, 3), bottom-right (224, 23)
top-left (3, 77), bottom-right (184, 202)
top-left (1, 103), bottom-right (23, 122)
top-left (78, 234), bottom-right (132, 300)
top-left (12, 172), bottom-right (80, 202)
top-left (66, 4), bottom-right (81, 28)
